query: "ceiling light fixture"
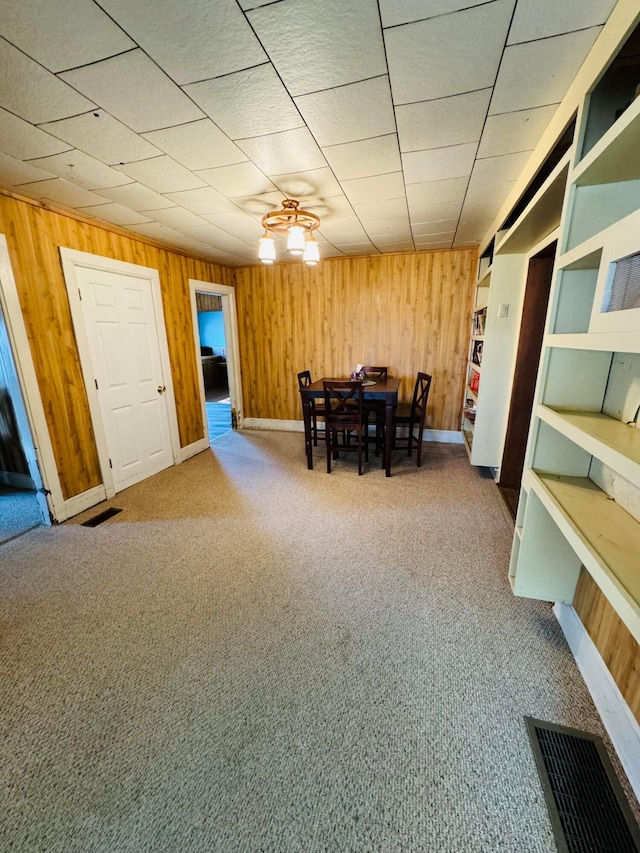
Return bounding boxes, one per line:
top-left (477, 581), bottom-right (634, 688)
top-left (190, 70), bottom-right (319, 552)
top-left (258, 199), bottom-right (321, 266)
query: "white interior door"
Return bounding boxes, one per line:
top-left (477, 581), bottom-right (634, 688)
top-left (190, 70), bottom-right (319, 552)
top-left (76, 266), bottom-right (173, 491)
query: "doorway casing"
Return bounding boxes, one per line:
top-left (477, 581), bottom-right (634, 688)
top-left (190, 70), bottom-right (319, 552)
top-left (189, 279), bottom-right (243, 449)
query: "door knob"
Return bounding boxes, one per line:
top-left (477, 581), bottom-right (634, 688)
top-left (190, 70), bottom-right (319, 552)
top-left (157, 385), bottom-right (166, 393)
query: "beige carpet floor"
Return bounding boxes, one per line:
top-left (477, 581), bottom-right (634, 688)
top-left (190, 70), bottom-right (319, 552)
top-left (0, 430), bottom-right (635, 852)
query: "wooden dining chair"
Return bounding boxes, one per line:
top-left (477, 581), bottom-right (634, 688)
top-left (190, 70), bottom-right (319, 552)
top-left (394, 372), bottom-right (432, 467)
top-left (361, 365), bottom-right (388, 458)
top-left (297, 370), bottom-right (325, 446)
top-left (323, 380), bottom-right (369, 475)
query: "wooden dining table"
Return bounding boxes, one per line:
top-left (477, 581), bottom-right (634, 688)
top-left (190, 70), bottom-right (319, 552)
top-left (300, 377), bottom-right (401, 477)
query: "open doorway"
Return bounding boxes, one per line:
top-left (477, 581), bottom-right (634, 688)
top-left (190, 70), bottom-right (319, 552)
top-left (498, 239), bottom-right (557, 516)
top-left (189, 279), bottom-right (243, 446)
top-left (0, 284), bottom-right (49, 543)
top-left (196, 292), bottom-right (232, 441)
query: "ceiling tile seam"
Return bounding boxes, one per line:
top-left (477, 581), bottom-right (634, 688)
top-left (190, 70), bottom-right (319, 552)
top-left (176, 60), bottom-right (271, 88)
top-left (290, 73), bottom-right (390, 100)
top-left (475, 147), bottom-right (535, 161)
top-left (376, 6), bottom-right (415, 252)
top-left (506, 23), bottom-right (605, 49)
top-left (486, 102), bottom-right (561, 118)
top-left (382, 0), bottom-right (499, 32)
top-left (401, 139), bottom-right (489, 155)
top-left (394, 86), bottom-right (493, 110)
top-left (322, 131), bottom-right (397, 151)
top-left (51, 47), bottom-right (139, 76)
top-left (450, 0), bottom-right (519, 244)
top-left (231, 3), bottom-right (359, 238)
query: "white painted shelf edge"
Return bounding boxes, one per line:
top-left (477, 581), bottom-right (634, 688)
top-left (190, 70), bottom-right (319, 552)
top-left (530, 470), bottom-right (640, 645)
top-left (544, 332), bottom-right (640, 353)
top-left (537, 405), bottom-right (640, 487)
top-left (572, 93), bottom-right (640, 187)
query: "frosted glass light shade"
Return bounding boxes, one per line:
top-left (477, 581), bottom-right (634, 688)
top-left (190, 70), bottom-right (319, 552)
top-left (258, 233), bottom-right (276, 263)
top-left (287, 224), bottom-right (305, 255)
top-left (303, 236), bottom-right (320, 266)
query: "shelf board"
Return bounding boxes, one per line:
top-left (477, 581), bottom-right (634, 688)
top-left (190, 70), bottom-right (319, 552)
top-left (468, 361), bottom-right (481, 373)
top-left (545, 332), bottom-right (640, 353)
top-left (532, 471), bottom-right (640, 644)
top-left (463, 428), bottom-right (473, 457)
top-left (471, 335), bottom-right (485, 341)
top-left (573, 94), bottom-right (640, 187)
top-left (538, 406), bottom-right (640, 487)
top-left (495, 152), bottom-right (570, 255)
top-left (465, 387), bottom-right (478, 402)
top-left (477, 265), bottom-right (492, 286)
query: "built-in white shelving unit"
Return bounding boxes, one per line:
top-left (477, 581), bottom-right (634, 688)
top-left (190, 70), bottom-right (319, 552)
top-left (507, 9), bottom-right (640, 654)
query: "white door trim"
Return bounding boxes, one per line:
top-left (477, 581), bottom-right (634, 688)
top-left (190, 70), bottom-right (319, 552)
top-left (59, 248), bottom-right (181, 497)
top-left (189, 279), bottom-right (244, 443)
top-left (0, 235), bottom-right (56, 522)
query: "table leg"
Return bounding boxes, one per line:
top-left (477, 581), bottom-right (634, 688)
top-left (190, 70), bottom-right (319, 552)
top-left (384, 399), bottom-right (394, 477)
top-left (302, 397), bottom-right (313, 469)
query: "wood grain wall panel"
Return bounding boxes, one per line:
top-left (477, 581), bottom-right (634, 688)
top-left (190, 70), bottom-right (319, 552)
top-left (234, 249), bottom-right (477, 429)
top-left (573, 568), bottom-right (640, 724)
top-left (0, 194), bottom-right (231, 500)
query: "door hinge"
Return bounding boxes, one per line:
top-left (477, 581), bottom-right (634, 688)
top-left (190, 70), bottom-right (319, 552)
top-left (78, 288), bottom-right (82, 301)
top-left (94, 379), bottom-right (98, 390)
top-left (108, 458), bottom-right (112, 469)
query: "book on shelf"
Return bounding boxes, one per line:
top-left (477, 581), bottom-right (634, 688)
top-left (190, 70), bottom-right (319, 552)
top-left (472, 307), bottom-right (487, 336)
top-left (471, 339), bottom-right (483, 365)
top-left (469, 370), bottom-right (480, 394)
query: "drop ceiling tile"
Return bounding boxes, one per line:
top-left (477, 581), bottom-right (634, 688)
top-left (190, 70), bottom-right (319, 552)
top-left (414, 227), bottom-right (456, 240)
top-left (412, 219), bottom-right (458, 237)
top-left (39, 110), bottom-right (162, 166)
top-left (371, 240), bottom-right (415, 252)
top-left (0, 0), bottom-right (135, 73)
top-left (142, 121), bottom-right (247, 171)
top-left (97, 183), bottom-right (177, 211)
top-left (77, 203), bottom-right (153, 227)
top-left (270, 169), bottom-right (343, 202)
top-left (185, 65), bottom-right (303, 140)
top-left (490, 29), bottom-right (602, 114)
top-left (464, 177), bottom-right (516, 207)
top-left (409, 201), bottom-right (462, 222)
top-left (15, 178), bottom-right (108, 208)
top-left (138, 207), bottom-right (208, 230)
top-left (455, 219), bottom-right (495, 243)
top-left (28, 150), bottom-right (132, 191)
top-left (60, 50), bottom-right (204, 133)
top-left (385, 1), bottom-right (514, 104)
top-left (128, 222), bottom-right (185, 243)
top-left (236, 128), bottom-right (326, 176)
top-left (354, 198), bottom-right (409, 222)
top-left (196, 162), bottom-right (276, 198)
top-left (98, 0), bottom-right (267, 85)
top-left (0, 107), bottom-right (70, 160)
top-left (116, 156), bottom-right (206, 194)
top-left (470, 150), bottom-right (533, 189)
top-left (162, 187), bottom-right (238, 215)
top-left (228, 192), bottom-right (286, 219)
top-left (397, 89), bottom-right (491, 152)
top-left (318, 218), bottom-right (370, 243)
top-left (477, 105), bottom-right (558, 158)
top-left (247, 0), bottom-right (386, 97)
top-left (508, 0), bottom-right (616, 44)
top-left (0, 152), bottom-right (55, 187)
top-left (322, 135), bottom-right (401, 181)
top-left (405, 177), bottom-right (468, 206)
top-left (295, 77), bottom-right (395, 147)
top-left (415, 239), bottom-right (453, 250)
top-left (168, 236), bottom-right (215, 254)
top-left (380, 0), bottom-right (493, 27)
top-left (0, 37), bottom-right (95, 124)
top-left (180, 223), bottom-right (252, 254)
top-left (201, 211), bottom-right (263, 242)
top-left (341, 172), bottom-right (405, 205)
top-left (402, 143), bottom-right (476, 184)
top-left (338, 242), bottom-right (379, 255)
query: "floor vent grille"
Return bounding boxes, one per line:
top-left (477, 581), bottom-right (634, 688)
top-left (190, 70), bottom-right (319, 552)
top-left (81, 507), bottom-right (122, 527)
top-left (525, 717), bottom-right (640, 853)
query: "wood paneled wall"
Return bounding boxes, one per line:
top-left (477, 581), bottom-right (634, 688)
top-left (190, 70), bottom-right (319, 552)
top-left (573, 568), bottom-right (640, 723)
top-left (0, 193), bottom-right (233, 500)
top-left (234, 249), bottom-right (477, 430)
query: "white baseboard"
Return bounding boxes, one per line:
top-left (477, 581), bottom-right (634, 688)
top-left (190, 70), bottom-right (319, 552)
top-left (0, 470), bottom-right (35, 490)
top-left (59, 484), bottom-right (107, 522)
top-left (179, 438), bottom-right (209, 461)
top-left (554, 602), bottom-right (640, 801)
top-left (242, 418), bottom-right (464, 444)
